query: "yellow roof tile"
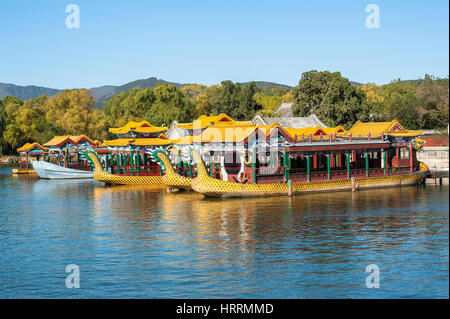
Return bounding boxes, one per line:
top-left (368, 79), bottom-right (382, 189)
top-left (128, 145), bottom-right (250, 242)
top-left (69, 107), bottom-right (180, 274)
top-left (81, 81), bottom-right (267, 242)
top-left (17, 142), bottom-right (48, 152)
top-left (44, 134), bottom-right (98, 147)
top-left (344, 120), bottom-right (422, 138)
top-left (44, 136), bottom-right (73, 147)
top-left (103, 138), bottom-right (171, 147)
top-left (130, 138), bottom-right (171, 146)
top-left (176, 113), bottom-right (252, 130)
top-left (199, 126), bottom-right (258, 143)
top-left (109, 120), bottom-right (167, 134)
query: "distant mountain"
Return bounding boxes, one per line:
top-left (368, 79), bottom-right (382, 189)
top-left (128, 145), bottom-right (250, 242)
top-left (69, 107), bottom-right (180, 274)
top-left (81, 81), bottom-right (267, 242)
top-left (240, 81), bottom-right (292, 90)
top-left (0, 77), bottom-right (360, 109)
top-left (91, 77), bottom-right (190, 108)
top-left (0, 83), bottom-right (61, 100)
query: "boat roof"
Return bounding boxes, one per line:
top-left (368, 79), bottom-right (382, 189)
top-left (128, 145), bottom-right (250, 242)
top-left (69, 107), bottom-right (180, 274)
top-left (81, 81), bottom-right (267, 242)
top-left (43, 134), bottom-right (98, 147)
top-left (176, 113), bottom-right (253, 130)
top-left (103, 134), bottom-right (171, 147)
top-left (343, 120), bottom-right (422, 138)
top-left (109, 120), bottom-right (168, 135)
top-left (17, 142), bottom-right (48, 152)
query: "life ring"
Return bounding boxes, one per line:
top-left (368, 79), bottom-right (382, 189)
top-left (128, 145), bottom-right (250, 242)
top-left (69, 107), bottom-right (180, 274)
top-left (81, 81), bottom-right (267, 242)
top-left (212, 154), bottom-right (220, 164)
top-left (244, 153), bottom-right (253, 165)
top-left (238, 172), bottom-right (249, 184)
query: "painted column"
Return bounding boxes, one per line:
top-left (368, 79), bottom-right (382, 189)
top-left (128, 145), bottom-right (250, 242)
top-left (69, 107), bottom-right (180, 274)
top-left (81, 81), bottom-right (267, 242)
top-left (118, 153), bottom-right (121, 174)
top-left (409, 142), bottom-right (413, 171)
top-left (252, 148), bottom-right (256, 184)
top-left (383, 149), bottom-right (387, 175)
top-left (306, 152), bottom-right (311, 182)
top-left (284, 147), bottom-right (289, 181)
top-left (65, 150), bottom-right (69, 168)
top-left (366, 150), bottom-right (370, 177)
top-left (130, 150), bottom-right (134, 176)
top-left (347, 152), bottom-right (351, 179)
top-left (327, 151), bottom-right (331, 180)
top-left (137, 149), bottom-right (141, 176)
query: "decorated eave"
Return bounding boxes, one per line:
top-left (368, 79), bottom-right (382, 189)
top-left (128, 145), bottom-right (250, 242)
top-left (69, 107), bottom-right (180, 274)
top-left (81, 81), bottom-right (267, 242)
top-left (343, 120), bottom-right (423, 139)
top-left (109, 120), bottom-right (168, 136)
top-left (285, 125), bottom-right (347, 141)
top-left (17, 142), bottom-right (48, 154)
top-left (172, 123), bottom-right (295, 146)
top-left (43, 134), bottom-right (99, 149)
top-left (176, 113), bottom-right (253, 131)
top-left (103, 134), bottom-right (172, 149)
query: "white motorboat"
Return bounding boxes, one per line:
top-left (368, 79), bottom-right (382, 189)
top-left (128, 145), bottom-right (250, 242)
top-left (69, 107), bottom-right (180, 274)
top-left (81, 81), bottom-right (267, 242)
top-left (31, 160), bottom-right (94, 179)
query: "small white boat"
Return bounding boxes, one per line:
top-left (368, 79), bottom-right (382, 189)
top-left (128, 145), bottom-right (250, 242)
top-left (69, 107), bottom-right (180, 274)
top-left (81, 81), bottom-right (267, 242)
top-left (31, 161), bottom-right (94, 179)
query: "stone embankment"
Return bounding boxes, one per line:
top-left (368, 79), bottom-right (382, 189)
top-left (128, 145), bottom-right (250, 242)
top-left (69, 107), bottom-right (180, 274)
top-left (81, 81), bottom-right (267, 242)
top-left (416, 146), bottom-right (449, 185)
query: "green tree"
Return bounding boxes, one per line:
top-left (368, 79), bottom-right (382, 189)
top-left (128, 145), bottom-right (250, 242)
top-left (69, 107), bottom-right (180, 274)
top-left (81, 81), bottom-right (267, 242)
top-left (0, 99), bottom-right (7, 154)
top-left (103, 84), bottom-right (195, 129)
top-left (379, 80), bottom-right (420, 129)
top-left (210, 81), bottom-right (262, 120)
top-left (291, 70), bottom-right (369, 129)
top-left (143, 84), bottom-right (195, 126)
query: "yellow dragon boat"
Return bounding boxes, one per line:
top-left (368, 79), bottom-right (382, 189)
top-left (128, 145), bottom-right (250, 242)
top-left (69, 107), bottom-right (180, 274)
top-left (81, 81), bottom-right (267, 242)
top-left (84, 148), bottom-right (193, 188)
top-left (190, 151), bottom-right (429, 198)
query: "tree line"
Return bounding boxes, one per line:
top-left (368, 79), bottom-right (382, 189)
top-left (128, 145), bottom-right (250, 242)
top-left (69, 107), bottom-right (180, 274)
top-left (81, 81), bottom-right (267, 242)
top-left (0, 71), bottom-right (448, 155)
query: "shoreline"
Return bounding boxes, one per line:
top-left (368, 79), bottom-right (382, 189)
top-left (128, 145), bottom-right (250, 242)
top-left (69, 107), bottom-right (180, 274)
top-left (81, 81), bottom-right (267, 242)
top-left (0, 155), bottom-right (19, 164)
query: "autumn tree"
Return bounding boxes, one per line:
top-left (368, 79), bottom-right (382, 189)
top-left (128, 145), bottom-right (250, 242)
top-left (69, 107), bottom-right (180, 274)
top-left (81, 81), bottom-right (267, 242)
top-left (43, 89), bottom-right (108, 140)
top-left (253, 87), bottom-right (290, 117)
top-left (415, 75), bottom-right (449, 129)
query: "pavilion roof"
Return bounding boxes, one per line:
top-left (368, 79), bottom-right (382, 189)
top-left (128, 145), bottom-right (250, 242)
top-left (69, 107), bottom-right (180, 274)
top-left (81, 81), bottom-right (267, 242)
top-left (109, 120), bottom-right (168, 135)
top-left (176, 113), bottom-right (253, 130)
top-left (343, 120), bottom-right (422, 138)
top-left (43, 134), bottom-right (97, 147)
top-left (17, 142), bottom-right (48, 152)
top-left (103, 134), bottom-right (171, 147)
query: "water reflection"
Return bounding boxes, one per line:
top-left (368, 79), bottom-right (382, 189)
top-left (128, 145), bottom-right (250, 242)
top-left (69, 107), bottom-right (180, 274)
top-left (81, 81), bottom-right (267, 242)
top-left (0, 167), bottom-right (448, 298)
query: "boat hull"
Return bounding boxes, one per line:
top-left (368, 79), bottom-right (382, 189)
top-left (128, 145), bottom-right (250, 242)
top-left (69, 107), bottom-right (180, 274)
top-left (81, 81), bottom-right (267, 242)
top-left (11, 168), bottom-right (37, 175)
top-left (191, 172), bottom-right (429, 198)
top-left (190, 151), bottom-right (429, 198)
top-left (93, 170), bottom-right (164, 185)
top-left (31, 161), bottom-right (93, 179)
top-left (83, 151), bottom-right (164, 185)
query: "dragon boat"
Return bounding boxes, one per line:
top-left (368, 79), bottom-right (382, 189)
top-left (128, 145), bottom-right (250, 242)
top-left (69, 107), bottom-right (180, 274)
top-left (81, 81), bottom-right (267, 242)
top-left (184, 120), bottom-right (429, 198)
top-left (14, 135), bottom-right (105, 178)
top-left (83, 150), bottom-right (163, 185)
top-left (82, 148), bottom-right (194, 188)
top-left (190, 151), bottom-right (429, 198)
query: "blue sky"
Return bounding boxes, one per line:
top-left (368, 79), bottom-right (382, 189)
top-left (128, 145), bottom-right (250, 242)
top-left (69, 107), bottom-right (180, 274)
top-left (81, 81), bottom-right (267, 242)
top-left (0, 0), bottom-right (448, 89)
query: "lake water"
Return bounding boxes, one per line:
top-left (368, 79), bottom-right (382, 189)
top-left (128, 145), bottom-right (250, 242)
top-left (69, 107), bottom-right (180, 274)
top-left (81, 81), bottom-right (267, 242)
top-left (0, 166), bottom-right (448, 298)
